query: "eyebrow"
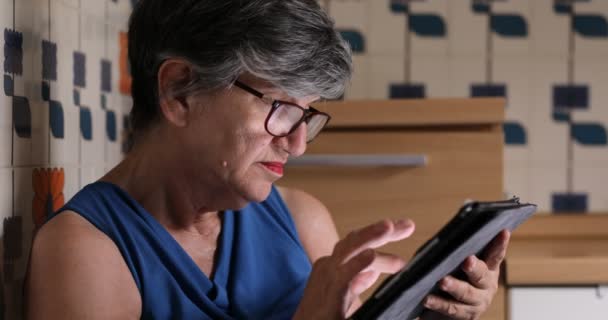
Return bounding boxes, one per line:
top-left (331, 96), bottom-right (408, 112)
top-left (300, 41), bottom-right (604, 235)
top-left (262, 89), bottom-right (305, 106)
top-left (262, 87), bottom-right (288, 99)
top-left (244, 81), bottom-right (319, 107)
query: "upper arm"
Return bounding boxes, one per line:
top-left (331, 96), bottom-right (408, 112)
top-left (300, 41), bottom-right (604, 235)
top-left (276, 186), bottom-right (339, 263)
top-left (25, 211), bottom-right (141, 320)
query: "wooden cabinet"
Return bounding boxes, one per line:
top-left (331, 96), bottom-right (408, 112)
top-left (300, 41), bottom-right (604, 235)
top-left (279, 98), bottom-right (506, 320)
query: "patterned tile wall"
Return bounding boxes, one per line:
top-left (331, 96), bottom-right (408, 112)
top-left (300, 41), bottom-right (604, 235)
top-left (0, 0), bottom-right (607, 318)
top-left (327, 0), bottom-right (608, 213)
top-left (0, 0), bottom-right (132, 318)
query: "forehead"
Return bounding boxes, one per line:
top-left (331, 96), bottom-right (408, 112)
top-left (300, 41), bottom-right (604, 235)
top-left (238, 74), bottom-right (321, 105)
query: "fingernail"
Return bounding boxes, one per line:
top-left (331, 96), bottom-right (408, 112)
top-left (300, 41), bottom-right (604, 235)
top-left (424, 296), bottom-right (433, 308)
top-left (395, 219), bottom-right (411, 229)
top-left (441, 278), bottom-right (450, 290)
top-left (466, 257), bottom-right (476, 272)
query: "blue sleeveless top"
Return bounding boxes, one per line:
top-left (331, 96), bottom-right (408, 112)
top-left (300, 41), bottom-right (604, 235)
top-left (52, 181), bottom-right (312, 319)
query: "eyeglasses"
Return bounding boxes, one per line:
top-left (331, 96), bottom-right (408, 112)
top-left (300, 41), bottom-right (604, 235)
top-left (233, 80), bottom-right (331, 143)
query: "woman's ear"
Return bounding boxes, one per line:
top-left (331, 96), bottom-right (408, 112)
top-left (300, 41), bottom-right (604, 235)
top-left (157, 59), bottom-right (195, 128)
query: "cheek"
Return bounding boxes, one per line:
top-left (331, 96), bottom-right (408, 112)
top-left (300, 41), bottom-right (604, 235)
top-left (231, 128), bottom-right (273, 167)
top-left (211, 108), bottom-right (273, 173)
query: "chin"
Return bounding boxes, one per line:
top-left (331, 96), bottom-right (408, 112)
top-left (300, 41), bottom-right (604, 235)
top-left (238, 181), bottom-right (274, 205)
top-left (249, 184), bottom-right (274, 203)
top-left (225, 168), bottom-right (276, 208)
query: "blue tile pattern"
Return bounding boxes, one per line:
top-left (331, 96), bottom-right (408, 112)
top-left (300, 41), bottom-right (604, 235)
top-left (73, 51), bottom-right (86, 88)
top-left (491, 15), bottom-right (528, 37)
top-left (42, 40), bottom-right (57, 81)
top-left (389, 83), bottom-right (426, 99)
top-left (552, 193), bottom-right (588, 212)
top-left (409, 14), bottom-right (446, 37)
top-left (3, 29), bottom-right (23, 75)
top-left (574, 15), bottom-right (608, 37)
top-left (339, 30), bottom-right (365, 53)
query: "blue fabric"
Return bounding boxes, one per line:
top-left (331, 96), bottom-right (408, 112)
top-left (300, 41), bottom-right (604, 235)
top-left (51, 181), bottom-right (312, 319)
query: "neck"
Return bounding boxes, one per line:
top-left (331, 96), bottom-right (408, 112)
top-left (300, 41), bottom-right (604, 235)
top-left (100, 138), bottom-right (220, 234)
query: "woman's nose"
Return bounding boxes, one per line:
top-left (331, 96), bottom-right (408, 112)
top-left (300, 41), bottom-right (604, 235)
top-left (280, 122), bottom-right (307, 157)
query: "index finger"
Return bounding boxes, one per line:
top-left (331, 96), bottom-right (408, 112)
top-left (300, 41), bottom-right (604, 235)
top-left (333, 219), bottom-right (415, 263)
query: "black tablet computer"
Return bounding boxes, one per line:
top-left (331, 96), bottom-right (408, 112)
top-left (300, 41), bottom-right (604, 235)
top-left (349, 198), bottom-right (537, 320)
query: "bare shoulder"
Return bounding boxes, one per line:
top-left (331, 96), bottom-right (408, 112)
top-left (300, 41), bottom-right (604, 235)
top-left (26, 211), bottom-right (140, 320)
top-left (276, 186), bottom-right (339, 262)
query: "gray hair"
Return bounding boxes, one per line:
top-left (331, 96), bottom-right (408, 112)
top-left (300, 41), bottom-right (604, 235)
top-left (128, 0), bottom-right (352, 139)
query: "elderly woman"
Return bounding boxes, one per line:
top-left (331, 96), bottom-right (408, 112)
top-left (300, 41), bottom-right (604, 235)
top-left (26, 1), bottom-right (509, 319)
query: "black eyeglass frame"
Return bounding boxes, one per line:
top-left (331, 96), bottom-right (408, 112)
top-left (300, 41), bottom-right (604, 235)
top-left (233, 80), bottom-right (331, 142)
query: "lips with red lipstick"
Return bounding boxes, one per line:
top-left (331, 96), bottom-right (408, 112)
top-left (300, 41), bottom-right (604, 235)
top-left (260, 162), bottom-right (285, 175)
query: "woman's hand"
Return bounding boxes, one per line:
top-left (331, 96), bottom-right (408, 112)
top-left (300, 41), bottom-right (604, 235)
top-left (293, 219), bottom-right (415, 320)
top-left (422, 230), bottom-right (511, 320)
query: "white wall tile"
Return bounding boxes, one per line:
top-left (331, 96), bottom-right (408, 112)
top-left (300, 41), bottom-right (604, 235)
top-left (81, 0), bottom-right (105, 20)
top-left (493, 57), bottom-right (532, 120)
top-left (108, 121), bottom-right (124, 173)
top-left (62, 166), bottom-right (79, 202)
top-left (493, 57), bottom-right (533, 170)
top-left (80, 107), bottom-right (104, 166)
top-left (573, 166), bottom-right (608, 212)
top-left (106, 23), bottom-right (125, 166)
top-left (330, 0), bottom-right (369, 35)
top-left (29, 101), bottom-right (48, 167)
top-left (102, 81), bottom-right (117, 108)
top-left (368, 0), bottom-right (405, 56)
top-left (119, 93), bottom-right (132, 117)
top-left (12, 167), bottom-right (34, 280)
top-left (572, 58), bottom-right (608, 167)
top-left (79, 165), bottom-right (103, 188)
top-left (447, 56), bottom-right (485, 97)
top-left (79, 14), bottom-right (103, 109)
top-left (0, 0), bottom-right (13, 26)
top-left (528, 57), bottom-right (569, 168)
top-left (12, 133), bottom-right (33, 167)
top-left (368, 54), bottom-right (404, 99)
top-left (30, 0), bottom-right (51, 166)
top-left (102, 92), bottom-right (122, 167)
top-left (11, 0), bottom-right (36, 166)
top-left (106, 133), bottom-right (123, 168)
top-left (107, 23), bottom-right (121, 96)
top-left (108, 23), bottom-right (132, 117)
top-left (528, 165), bottom-right (568, 212)
top-left (411, 57), bottom-right (451, 97)
top-left (409, 0), bottom-right (449, 57)
top-left (530, 0), bottom-right (570, 58)
top-left (14, 0), bottom-right (35, 69)
top-left (492, 0), bottom-right (532, 57)
top-left (49, 0), bottom-right (79, 166)
top-left (0, 95), bottom-right (11, 168)
top-left (50, 107), bottom-right (78, 166)
top-left (447, 0), bottom-right (488, 57)
top-left (503, 162), bottom-right (530, 202)
top-left (0, 0), bottom-right (14, 168)
top-left (573, 58), bottom-right (608, 121)
top-left (29, 83), bottom-right (48, 167)
top-left (0, 169), bottom-right (13, 225)
top-left (107, 0), bottom-right (131, 28)
top-left (345, 54), bottom-right (370, 100)
top-left (57, 0), bottom-right (78, 10)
